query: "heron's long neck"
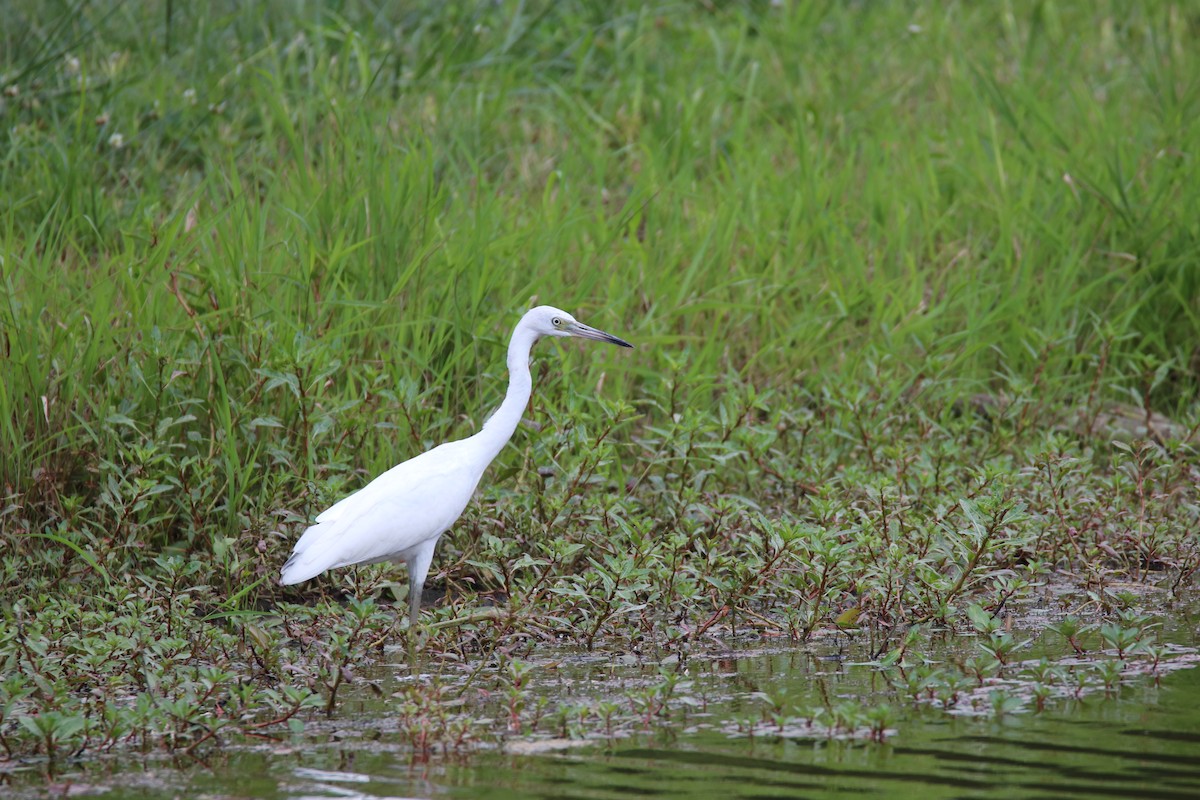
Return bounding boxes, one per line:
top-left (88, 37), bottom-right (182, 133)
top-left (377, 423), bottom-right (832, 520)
top-left (473, 326), bottom-right (537, 463)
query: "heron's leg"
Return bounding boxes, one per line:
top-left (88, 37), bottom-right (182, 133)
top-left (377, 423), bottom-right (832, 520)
top-left (405, 577), bottom-right (423, 673)
top-left (404, 541), bottom-right (438, 673)
top-left (405, 542), bottom-right (437, 627)
top-left (408, 576), bottom-right (423, 628)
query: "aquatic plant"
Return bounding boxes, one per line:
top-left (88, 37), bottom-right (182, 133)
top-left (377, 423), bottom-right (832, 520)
top-left (1, 0), bottom-right (1199, 779)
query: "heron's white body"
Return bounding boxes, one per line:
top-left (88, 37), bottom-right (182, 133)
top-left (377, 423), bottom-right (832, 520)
top-left (279, 305), bottom-right (631, 625)
top-left (281, 439), bottom-right (484, 584)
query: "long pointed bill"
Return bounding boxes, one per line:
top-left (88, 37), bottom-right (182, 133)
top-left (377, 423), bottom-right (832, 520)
top-left (569, 321), bottom-right (634, 348)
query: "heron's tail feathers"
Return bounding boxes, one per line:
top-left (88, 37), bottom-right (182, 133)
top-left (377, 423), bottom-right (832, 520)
top-left (279, 551), bottom-right (323, 585)
top-left (278, 520), bottom-right (337, 584)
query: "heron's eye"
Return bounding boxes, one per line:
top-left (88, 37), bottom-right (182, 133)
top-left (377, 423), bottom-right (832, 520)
top-left (552, 318), bottom-right (562, 327)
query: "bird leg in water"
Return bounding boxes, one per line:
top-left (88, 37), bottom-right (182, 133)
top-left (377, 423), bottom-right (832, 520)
top-left (406, 623), bottom-right (423, 675)
top-left (408, 578), bottom-right (422, 628)
top-left (404, 546), bottom-right (434, 627)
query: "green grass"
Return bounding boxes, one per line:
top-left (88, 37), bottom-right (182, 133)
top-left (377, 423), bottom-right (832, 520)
top-left (3, 0), bottom-right (1198, 542)
top-left (1, 0), bottom-right (1199, 770)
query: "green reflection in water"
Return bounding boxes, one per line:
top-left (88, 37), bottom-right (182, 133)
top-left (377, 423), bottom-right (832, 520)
top-left (428, 666), bottom-right (1200, 800)
top-left (21, 640), bottom-right (1198, 800)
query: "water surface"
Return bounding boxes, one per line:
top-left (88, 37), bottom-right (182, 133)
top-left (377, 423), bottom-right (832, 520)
top-left (19, 618), bottom-right (1200, 800)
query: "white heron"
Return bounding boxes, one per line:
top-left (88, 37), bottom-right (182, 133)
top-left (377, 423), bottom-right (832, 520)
top-left (279, 305), bottom-right (633, 626)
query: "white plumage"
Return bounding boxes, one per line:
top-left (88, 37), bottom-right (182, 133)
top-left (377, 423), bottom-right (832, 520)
top-left (279, 305), bottom-right (633, 625)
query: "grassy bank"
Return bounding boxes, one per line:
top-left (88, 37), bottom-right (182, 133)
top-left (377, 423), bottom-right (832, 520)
top-left (1, 0), bottom-right (1198, 769)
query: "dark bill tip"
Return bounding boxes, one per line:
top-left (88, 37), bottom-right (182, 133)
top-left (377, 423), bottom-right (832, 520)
top-left (573, 323), bottom-right (634, 349)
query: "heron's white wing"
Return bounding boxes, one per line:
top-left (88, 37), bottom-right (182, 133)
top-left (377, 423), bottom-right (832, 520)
top-left (280, 440), bottom-right (484, 583)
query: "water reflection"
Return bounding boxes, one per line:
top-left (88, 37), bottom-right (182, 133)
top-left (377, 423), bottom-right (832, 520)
top-left (10, 624), bottom-right (1200, 799)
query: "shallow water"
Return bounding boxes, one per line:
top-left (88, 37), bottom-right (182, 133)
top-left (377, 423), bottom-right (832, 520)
top-left (17, 613), bottom-right (1200, 800)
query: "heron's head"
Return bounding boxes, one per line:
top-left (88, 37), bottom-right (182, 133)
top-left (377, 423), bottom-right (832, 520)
top-left (524, 305), bottom-right (633, 348)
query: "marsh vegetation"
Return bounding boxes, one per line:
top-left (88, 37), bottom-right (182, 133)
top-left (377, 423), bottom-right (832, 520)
top-left (1, 0), bottom-right (1198, 791)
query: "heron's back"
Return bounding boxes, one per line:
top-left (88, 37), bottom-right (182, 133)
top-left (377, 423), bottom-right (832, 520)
top-left (279, 440), bottom-right (484, 584)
